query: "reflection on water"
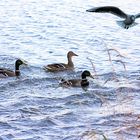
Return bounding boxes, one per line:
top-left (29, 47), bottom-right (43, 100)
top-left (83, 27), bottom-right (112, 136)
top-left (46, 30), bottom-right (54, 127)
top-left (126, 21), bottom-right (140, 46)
top-left (0, 0), bottom-right (140, 139)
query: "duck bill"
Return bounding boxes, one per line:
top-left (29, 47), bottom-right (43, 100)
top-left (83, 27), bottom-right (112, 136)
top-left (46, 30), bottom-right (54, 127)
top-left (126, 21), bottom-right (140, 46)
top-left (22, 60), bottom-right (28, 66)
top-left (73, 53), bottom-right (78, 56)
top-left (90, 74), bottom-right (94, 79)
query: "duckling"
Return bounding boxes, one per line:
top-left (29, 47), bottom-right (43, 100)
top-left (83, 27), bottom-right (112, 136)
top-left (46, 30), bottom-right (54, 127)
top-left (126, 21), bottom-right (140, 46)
top-left (0, 59), bottom-right (27, 78)
top-left (43, 51), bottom-right (78, 72)
top-left (59, 70), bottom-right (94, 87)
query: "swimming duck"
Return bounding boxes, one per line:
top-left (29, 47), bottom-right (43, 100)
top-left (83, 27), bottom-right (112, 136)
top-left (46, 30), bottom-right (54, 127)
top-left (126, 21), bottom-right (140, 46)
top-left (0, 59), bottom-right (27, 78)
top-left (86, 6), bottom-right (140, 29)
top-left (59, 70), bottom-right (94, 87)
top-left (43, 51), bottom-right (78, 72)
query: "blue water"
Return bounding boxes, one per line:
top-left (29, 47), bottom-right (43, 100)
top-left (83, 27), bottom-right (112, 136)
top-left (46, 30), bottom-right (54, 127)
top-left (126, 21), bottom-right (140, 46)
top-left (0, 0), bottom-right (140, 139)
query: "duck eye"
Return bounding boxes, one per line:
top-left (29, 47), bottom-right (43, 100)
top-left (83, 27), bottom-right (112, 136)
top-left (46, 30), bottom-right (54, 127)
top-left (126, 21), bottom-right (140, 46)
top-left (18, 61), bottom-right (22, 65)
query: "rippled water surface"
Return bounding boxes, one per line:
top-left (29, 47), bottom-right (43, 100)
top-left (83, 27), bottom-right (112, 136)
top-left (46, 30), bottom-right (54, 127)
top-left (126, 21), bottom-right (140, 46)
top-left (0, 0), bottom-right (140, 139)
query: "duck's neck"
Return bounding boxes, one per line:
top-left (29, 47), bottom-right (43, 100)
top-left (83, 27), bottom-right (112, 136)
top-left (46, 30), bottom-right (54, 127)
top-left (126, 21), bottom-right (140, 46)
top-left (15, 65), bottom-right (20, 76)
top-left (81, 78), bottom-right (89, 87)
top-left (67, 56), bottom-right (74, 67)
top-left (82, 74), bottom-right (87, 79)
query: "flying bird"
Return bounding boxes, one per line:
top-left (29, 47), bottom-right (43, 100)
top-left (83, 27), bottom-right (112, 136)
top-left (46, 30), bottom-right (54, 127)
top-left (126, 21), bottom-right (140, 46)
top-left (86, 6), bottom-right (140, 29)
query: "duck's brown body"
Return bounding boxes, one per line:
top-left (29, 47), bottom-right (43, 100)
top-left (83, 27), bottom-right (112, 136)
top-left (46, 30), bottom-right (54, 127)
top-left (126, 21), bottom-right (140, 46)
top-left (44, 51), bottom-right (78, 72)
top-left (0, 68), bottom-right (16, 77)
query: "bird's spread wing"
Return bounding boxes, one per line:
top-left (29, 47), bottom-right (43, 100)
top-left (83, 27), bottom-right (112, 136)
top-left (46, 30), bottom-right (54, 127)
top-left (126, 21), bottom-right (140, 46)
top-left (86, 6), bottom-right (127, 18)
top-left (135, 13), bottom-right (140, 18)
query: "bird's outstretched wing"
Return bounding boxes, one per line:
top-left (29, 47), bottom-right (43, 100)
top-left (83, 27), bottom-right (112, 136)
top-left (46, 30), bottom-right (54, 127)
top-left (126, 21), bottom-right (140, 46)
top-left (135, 13), bottom-right (140, 18)
top-left (86, 6), bottom-right (127, 18)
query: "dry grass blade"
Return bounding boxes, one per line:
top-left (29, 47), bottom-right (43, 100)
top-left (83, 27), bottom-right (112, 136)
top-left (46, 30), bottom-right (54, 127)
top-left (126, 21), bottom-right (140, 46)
top-left (93, 92), bottom-right (108, 106)
top-left (107, 48), bottom-right (112, 62)
top-left (105, 46), bottom-right (116, 73)
top-left (108, 48), bottom-right (126, 58)
top-left (114, 124), bottom-right (140, 139)
top-left (103, 75), bottom-right (119, 85)
top-left (113, 60), bottom-right (127, 72)
top-left (102, 134), bottom-right (108, 140)
top-left (80, 130), bottom-right (108, 140)
top-left (87, 57), bottom-right (97, 76)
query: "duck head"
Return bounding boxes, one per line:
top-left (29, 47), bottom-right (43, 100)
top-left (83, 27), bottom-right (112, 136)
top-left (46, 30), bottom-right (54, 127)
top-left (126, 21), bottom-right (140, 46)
top-left (67, 51), bottom-right (78, 58)
top-left (15, 59), bottom-right (28, 76)
top-left (15, 59), bottom-right (28, 68)
top-left (81, 70), bottom-right (94, 79)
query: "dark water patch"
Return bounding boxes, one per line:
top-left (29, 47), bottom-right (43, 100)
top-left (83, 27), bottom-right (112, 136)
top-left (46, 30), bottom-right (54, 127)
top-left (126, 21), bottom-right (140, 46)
top-left (10, 116), bottom-right (57, 129)
top-left (0, 121), bottom-right (12, 129)
top-left (115, 87), bottom-right (140, 93)
top-left (15, 96), bottom-right (51, 107)
top-left (78, 113), bottom-right (140, 140)
top-left (0, 76), bottom-right (59, 94)
top-left (114, 124), bottom-right (140, 140)
top-left (0, 134), bottom-right (14, 140)
top-left (0, 109), bottom-right (14, 116)
top-left (30, 117), bottom-right (57, 127)
top-left (12, 96), bottom-right (67, 115)
top-left (95, 113), bottom-right (133, 121)
top-left (92, 113), bottom-right (139, 129)
top-left (55, 112), bottom-right (81, 126)
top-left (64, 92), bottom-right (103, 108)
top-left (21, 136), bottom-right (43, 140)
top-left (13, 130), bottom-right (43, 140)
top-left (99, 71), bottom-right (129, 79)
top-left (41, 105), bottom-right (65, 115)
top-left (19, 107), bottom-right (40, 115)
top-left (60, 124), bottom-right (88, 140)
top-left (130, 79), bottom-right (140, 86)
top-left (62, 125), bottom-right (84, 131)
top-left (62, 136), bottom-right (79, 140)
